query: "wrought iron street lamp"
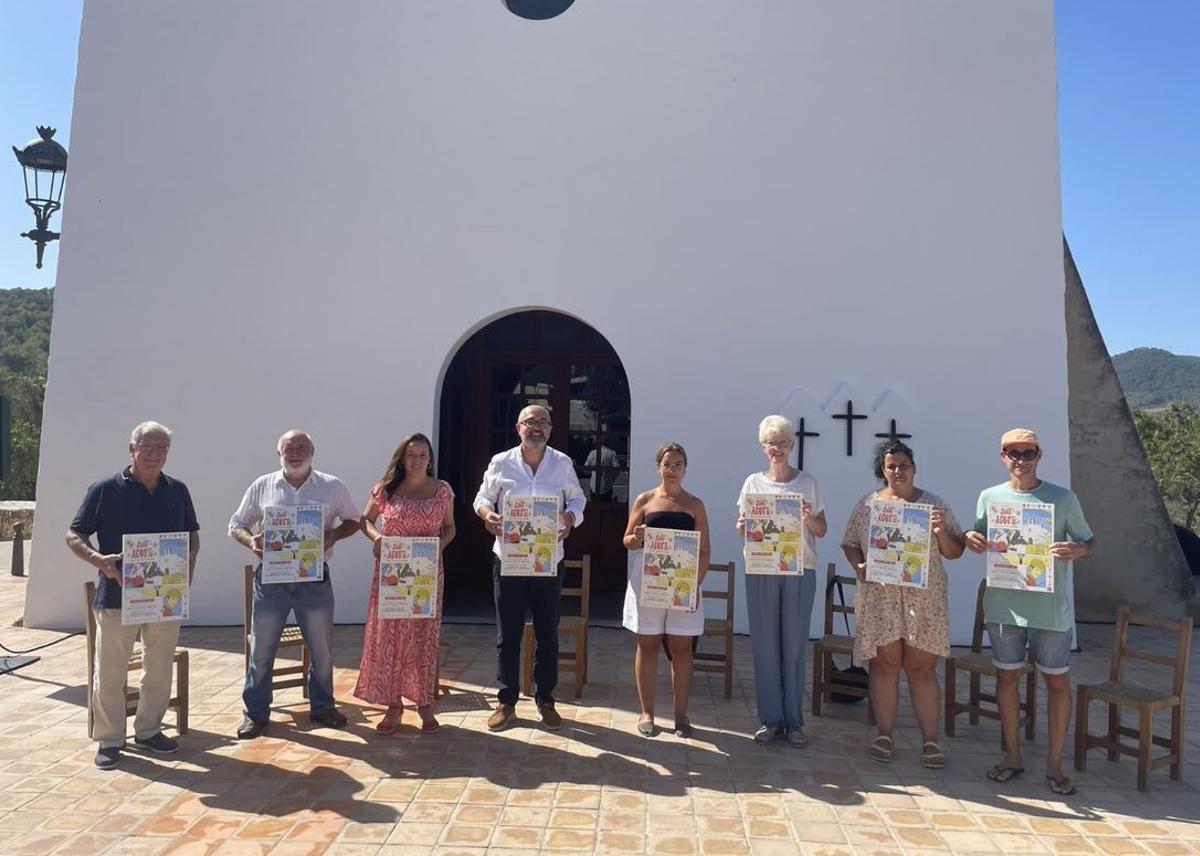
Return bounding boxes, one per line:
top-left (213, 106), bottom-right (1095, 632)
top-left (12, 126), bottom-right (68, 269)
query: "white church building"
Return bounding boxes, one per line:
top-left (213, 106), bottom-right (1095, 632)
top-left (28, 0), bottom-right (1071, 643)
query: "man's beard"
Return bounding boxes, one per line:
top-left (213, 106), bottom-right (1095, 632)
top-left (523, 435), bottom-right (547, 450)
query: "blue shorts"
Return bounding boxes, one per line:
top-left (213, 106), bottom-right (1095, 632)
top-left (986, 622), bottom-right (1072, 675)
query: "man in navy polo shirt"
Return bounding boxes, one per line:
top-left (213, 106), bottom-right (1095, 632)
top-left (66, 421), bottom-right (200, 770)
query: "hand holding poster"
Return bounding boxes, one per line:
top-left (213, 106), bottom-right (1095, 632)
top-left (639, 527), bottom-right (701, 612)
top-left (500, 495), bottom-right (560, 576)
top-left (378, 536), bottom-right (440, 620)
top-left (121, 532), bottom-right (190, 625)
top-left (744, 493), bottom-right (805, 575)
top-left (865, 499), bottom-right (933, 589)
top-left (986, 501), bottom-right (1055, 592)
top-left (262, 505), bottom-right (325, 584)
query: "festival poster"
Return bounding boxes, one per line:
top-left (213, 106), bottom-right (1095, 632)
top-left (121, 532), bottom-right (190, 625)
top-left (261, 505), bottom-right (325, 584)
top-left (500, 494), bottom-right (560, 577)
top-left (378, 536), bottom-right (440, 620)
top-left (865, 499), bottom-right (933, 589)
top-left (639, 527), bottom-right (702, 612)
top-left (986, 501), bottom-right (1055, 593)
top-left (743, 493), bottom-right (805, 575)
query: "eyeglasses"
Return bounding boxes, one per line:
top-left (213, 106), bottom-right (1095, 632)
top-left (1004, 448), bottom-right (1039, 463)
top-left (135, 443), bottom-right (169, 454)
top-left (519, 419), bottom-right (552, 429)
top-left (660, 461), bottom-right (686, 472)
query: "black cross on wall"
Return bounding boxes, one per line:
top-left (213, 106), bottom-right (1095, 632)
top-left (795, 417), bottom-right (820, 471)
top-left (874, 419), bottom-right (913, 443)
top-left (831, 400), bottom-right (868, 456)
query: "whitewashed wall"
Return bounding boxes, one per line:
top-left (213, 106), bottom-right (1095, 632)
top-left (29, 0), bottom-right (1066, 645)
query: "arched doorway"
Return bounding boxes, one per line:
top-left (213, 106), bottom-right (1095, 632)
top-left (438, 310), bottom-right (631, 619)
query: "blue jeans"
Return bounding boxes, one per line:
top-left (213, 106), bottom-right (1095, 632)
top-left (746, 571), bottom-right (816, 731)
top-left (243, 563), bottom-right (335, 720)
top-left (987, 622), bottom-right (1073, 675)
top-left (493, 557), bottom-right (562, 707)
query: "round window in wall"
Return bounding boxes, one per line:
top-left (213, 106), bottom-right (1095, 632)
top-left (506, 0), bottom-right (574, 21)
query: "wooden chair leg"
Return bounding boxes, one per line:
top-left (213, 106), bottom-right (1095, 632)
top-left (581, 631), bottom-right (589, 685)
top-left (968, 672), bottom-right (982, 725)
top-left (521, 625), bottom-right (534, 697)
top-left (574, 628), bottom-right (583, 699)
top-left (811, 644), bottom-right (823, 717)
top-left (301, 644), bottom-right (311, 700)
top-left (1027, 662), bottom-right (1036, 739)
top-left (1106, 703), bottom-right (1120, 762)
top-left (1137, 703), bottom-right (1153, 792)
top-left (177, 652), bottom-right (189, 735)
top-left (1073, 687), bottom-right (1088, 773)
top-left (1170, 704), bottom-right (1184, 781)
top-left (723, 630), bottom-right (733, 700)
top-left (944, 661), bottom-right (957, 737)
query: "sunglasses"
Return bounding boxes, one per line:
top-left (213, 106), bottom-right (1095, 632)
top-left (1004, 448), bottom-right (1039, 463)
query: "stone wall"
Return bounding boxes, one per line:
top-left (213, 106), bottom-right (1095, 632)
top-left (1065, 239), bottom-right (1198, 620)
top-left (0, 501), bottom-right (35, 541)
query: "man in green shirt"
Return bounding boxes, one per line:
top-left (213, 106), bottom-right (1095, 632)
top-left (965, 428), bottom-right (1096, 796)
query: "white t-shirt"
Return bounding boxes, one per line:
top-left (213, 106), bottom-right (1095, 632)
top-left (736, 470), bottom-right (825, 570)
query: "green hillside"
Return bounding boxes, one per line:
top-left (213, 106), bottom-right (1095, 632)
top-left (1112, 347), bottom-right (1200, 410)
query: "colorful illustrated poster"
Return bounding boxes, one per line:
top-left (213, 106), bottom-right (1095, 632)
top-left (865, 500), bottom-right (933, 589)
top-left (500, 494), bottom-right (559, 576)
top-left (378, 536), bottom-right (440, 620)
top-left (639, 527), bottom-right (701, 612)
top-left (744, 493), bottom-right (805, 575)
top-left (986, 502), bottom-right (1055, 593)
top-left (262, 505), bottom-right (325, 584)
top-left (121, 532), bottom-right (190, 625)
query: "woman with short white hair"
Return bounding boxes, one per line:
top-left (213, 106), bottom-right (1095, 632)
top-left (736, 415), bottom-right (827, 746)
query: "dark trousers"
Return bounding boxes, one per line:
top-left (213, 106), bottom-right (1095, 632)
top-left (493, 556), bottom-right (562, 706)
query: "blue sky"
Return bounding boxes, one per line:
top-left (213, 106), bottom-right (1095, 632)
top-left (1, 1), bottom-right (1197, 357)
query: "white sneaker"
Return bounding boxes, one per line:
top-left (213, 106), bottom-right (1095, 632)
top-left (754, 725), bottom-right (784, 744)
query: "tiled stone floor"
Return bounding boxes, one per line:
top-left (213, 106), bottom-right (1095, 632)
top-left (1, 560), bottom-right (1198, 855)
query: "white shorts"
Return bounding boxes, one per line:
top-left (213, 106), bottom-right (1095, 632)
top-left (621, 565), bottom-right (705, 636)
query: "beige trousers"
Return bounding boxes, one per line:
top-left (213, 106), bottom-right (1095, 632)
top-left (91, 608), bottom-right (180, 747)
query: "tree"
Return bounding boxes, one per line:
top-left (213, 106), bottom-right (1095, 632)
top-left (0, 372), bottom-right (44, 500)
top-left (1132, 403), bottom-right (1200, 529)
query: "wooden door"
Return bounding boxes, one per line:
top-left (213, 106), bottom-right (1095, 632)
top-left (438, 312), bottom-right (630, 616)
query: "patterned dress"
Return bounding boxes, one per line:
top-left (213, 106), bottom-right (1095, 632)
top-left (840, 490), bottom-right (961, 661)
top-left (353, 481), bottom-right (453, 707)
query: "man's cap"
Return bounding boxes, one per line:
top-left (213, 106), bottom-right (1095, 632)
top-left (1000, 428), bottom-right (1040, 449)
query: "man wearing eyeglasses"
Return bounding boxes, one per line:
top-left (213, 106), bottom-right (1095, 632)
top-left (65, 422), bottom-right (200, 769)
top-left (474, 404), bottom-right (586, 731)
top-left (964, 428), bottom-right (1096, 796)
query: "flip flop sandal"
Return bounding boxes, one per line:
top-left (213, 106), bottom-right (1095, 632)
top-left (986, 764), bottom-right (1025, 783)
top-left (869, 734), bottom-right (894, 763)
top-left (376, 708), bottom-right (403, 734)
top-left (921, 741), bottom-right (946, 769)
top-left (1046, 774), bottom-right (1076, 796)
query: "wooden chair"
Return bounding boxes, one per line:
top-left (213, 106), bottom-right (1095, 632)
top-left (694, 561), bottom-right (736, 700)
top-left (522, 556), bottom-right (590, 699)
top-left (84, 582), bottom-right (189, 736)
top-left (243, 565), bottom-right (310, 698)
top-left (812, 562), bottom-right (869, 716)
top-left (1075, 605), bottom-right (1193, 792)
top-left (944, 578), bottom-right (1036, 743)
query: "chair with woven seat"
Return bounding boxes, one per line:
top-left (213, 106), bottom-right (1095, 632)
top-left (1075, 605), bottom-right (1193, 792)
top-left (243, 565), bottom-right (310, 698)
top-left (84, 582), bottom-right (189, 736)
top-left (944, 578), bottom-right (1036, 743)
top-left (812, 562), bottom-right (869, 716)
top-left (522, 555), bottom-right (590, 699)
top-left (694, 561), bottom-right (736, 700)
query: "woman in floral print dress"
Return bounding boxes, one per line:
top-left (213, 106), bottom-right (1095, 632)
top-left (354, 433), bottom-right (455, 733)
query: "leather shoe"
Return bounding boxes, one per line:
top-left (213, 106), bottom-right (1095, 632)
top-left (236, 716), bottom-right (269, 740)
top-left (487, 704), bottom-right (516, 731)
top-left (310, 708), bottom-right (348, 728)
top-left (538, 700), bottom-right (563, 731)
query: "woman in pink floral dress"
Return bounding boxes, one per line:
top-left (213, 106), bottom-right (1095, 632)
top-left (355, 433), bottom-right (455, 733)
